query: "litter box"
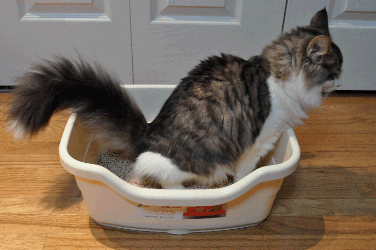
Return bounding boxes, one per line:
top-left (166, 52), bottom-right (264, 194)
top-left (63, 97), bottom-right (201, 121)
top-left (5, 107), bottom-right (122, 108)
top-left (58, 86), bottom-right (300, 234)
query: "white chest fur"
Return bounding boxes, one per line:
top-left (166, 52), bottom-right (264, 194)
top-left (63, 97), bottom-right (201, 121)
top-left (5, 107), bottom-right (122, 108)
top-left (234, 74), bottom-right (316, 181)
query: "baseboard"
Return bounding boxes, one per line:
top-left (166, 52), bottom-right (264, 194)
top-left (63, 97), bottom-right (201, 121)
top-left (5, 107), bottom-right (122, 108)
top-left (0, 86), bottom-right (15, 93)
top-left (331, 90), bottom-right (376, 97)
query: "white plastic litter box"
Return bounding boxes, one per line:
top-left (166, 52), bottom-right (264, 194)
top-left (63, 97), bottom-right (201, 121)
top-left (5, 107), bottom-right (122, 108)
top-left (58, 86), bottom-right (300, 235)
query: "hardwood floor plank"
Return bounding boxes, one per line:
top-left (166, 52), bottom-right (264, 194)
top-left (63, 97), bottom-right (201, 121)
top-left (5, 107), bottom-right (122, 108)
top-left (321, 94), bottom-right (376, 105)
top-left (295, 120), bottom-right (376, 134)
top-left (276, 166), bottom-right (376, 199)
top-left (307, 234), bottom-right (376, 250)
top-left (0, 234), bottom-right (47, 250)
top-left (271, 198), bottom-right (376, 216)
top-left (298, 151), bottom-right (376, 168)
top-left (0, 155), bottom-right (62, 166)
top-left (0, 166), bottom-right (81, 198)
top-left (295, 133), bottom-right (376, 153)
top-left (311, 103), bottom-right (376, 115)
top-left (0, 197), bottom-right (87, 215)
top-left (262, 215), bottom-right (376, 235)
top-left (0, 93), bottom-right (13, 104)
top-left (0, 120), bottom-right (69, 142)
top-left (0, 142), bottom-right (61, 156)
top-left (0, 214), bottom-right (96, 234)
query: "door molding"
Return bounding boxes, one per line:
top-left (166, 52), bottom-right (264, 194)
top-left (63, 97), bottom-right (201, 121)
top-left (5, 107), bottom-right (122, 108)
top-left (150, 0), bottom-right (242, 25)
top-left (17, 0), bottom-right (111, 22)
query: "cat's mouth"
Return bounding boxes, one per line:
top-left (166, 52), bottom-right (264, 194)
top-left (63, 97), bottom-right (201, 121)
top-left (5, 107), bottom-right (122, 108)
top-left (322, 79), bottom-right (341, 93)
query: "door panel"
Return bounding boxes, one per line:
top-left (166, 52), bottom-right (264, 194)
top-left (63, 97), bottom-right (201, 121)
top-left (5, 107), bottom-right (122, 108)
top-left (169, 0), bottom-right (225, 7)
top-left (151, 0), bottom-right (241, 24)
top-left (329, 0), bottom-right (376, 26)
top-left (19, 0), bottom-right (110, 21)
top-left (0, 1), bottom-right (132, 86)
top-left (284, 0), bottom-right (376, 90)
top-left (331, 0), bottom-right (376, 21)
top-left (130, 0), bottom-right (286, 85)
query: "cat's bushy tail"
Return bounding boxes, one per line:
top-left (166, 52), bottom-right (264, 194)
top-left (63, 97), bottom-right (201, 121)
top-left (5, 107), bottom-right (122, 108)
top-left (7, 56), bottom-right (148, 153)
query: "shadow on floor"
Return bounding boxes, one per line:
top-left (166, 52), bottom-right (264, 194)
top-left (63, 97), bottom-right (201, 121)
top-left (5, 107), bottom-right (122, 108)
top-left (40, 172), bottom-right (82, 212)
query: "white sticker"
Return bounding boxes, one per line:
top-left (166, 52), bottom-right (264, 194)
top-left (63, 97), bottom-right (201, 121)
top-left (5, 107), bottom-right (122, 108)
top-left (136, 204), bottom-right (184, 219)
top-left (136, 204), bottom-right (227, 219)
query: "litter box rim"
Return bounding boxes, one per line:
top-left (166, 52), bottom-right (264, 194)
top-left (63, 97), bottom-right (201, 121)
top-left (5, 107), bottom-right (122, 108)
top-left (59, 113), bottom-right (300, 206)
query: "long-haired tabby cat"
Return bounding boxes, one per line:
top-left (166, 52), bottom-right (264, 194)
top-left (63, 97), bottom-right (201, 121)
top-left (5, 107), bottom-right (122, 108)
top-left (7, 8), bottom-right (342, 189)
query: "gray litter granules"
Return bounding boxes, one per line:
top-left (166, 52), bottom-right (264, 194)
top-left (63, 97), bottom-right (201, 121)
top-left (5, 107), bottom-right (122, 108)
top-left (97, 150), bottom-right (134, 181)
top-left (97, 150), bottom-right (157, 188)
top-left (97, 150), bottom-right (232, 189)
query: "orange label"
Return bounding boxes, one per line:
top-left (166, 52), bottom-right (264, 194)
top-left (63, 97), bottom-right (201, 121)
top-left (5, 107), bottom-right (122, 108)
top-left (183, 205), bottom-right (226, 218)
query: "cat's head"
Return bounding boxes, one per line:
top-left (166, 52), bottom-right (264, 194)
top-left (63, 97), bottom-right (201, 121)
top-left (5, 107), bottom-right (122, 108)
top-left (263, 8), bottom-right (343, 105)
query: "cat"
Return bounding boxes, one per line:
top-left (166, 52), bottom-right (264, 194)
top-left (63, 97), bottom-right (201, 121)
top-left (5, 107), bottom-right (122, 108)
top-left (7, 8), bottom-right (343, 189)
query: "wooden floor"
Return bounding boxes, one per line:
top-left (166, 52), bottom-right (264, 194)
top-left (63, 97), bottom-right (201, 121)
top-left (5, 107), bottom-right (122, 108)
top-left (1, 92), bottom-right (375, 249)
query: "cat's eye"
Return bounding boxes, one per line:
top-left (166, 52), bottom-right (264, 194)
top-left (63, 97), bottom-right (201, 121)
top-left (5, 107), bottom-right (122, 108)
top-left (327, 73), bottom-right (337, 81)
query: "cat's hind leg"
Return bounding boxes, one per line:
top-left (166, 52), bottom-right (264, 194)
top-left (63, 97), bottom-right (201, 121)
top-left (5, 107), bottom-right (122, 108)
top-left (133, 151), bottom-right (196, 189)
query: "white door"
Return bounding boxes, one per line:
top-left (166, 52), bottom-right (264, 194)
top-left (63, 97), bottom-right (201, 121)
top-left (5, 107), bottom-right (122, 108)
top-left (284, 0), bottom-right (376, 91)
top-left (0, 0), bottom-right (287, 120)
top-left (130, 0), bottom-right (286, 85)
top-left (1, 0), bottom-right (286, 88)
top-left (0, 0), bottom-right (133, 86)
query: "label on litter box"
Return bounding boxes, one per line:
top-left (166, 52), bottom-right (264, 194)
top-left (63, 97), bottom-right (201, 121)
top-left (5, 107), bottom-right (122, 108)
top-left (137, 204), bottom-right (185, 219)
top-left (183, 204), bottom-right (227, 219)
top-left (136, 204), bottom-right (227, 219)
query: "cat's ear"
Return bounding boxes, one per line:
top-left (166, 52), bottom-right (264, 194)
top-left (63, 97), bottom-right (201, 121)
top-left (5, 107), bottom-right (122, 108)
top-left (310, 8), bottom-right (330, 35)
top-left (307, 35), bottom-right (331, 64)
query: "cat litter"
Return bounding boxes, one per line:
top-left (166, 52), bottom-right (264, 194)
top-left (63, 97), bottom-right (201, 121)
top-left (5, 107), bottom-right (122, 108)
top-left (59, 113), bottom-right (300, 234)
top-left (97, 150), bottom-right (233, 189)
